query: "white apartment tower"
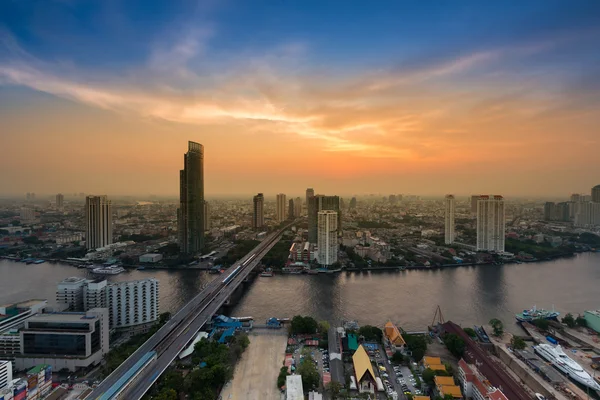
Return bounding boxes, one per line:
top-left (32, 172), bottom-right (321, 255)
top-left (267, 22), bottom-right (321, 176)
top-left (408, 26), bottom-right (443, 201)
top-left (0, 360), bottom-right (12, 390)
top-left (85, 195), bottom-right (113, 250)
top-left (444, 194), bottom-right (455, 245)
top-left (276, 193), bottom-right (287, 223)
top-left (56, 277), bottom-right (87, 311)
top-left (476, 195), bottom-right (505, 252)
top-left (107, 279), bottom-right (159, 331)
top-left (317, 210), bottom-right (338, 266)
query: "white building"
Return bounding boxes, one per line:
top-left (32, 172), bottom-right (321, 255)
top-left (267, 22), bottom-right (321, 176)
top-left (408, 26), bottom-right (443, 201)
top-left (444, 194), bottom-right (455, 245)
top-left (317, 210), bottom-right (338, 266)
top-left (0, 360), bottom-right (12, 390)
top-left (574, 201), bottom-right (600, 227)
top-left (56, 277), bottom-right (87, 311)
top-left (286, 375), bottom-right (303, 400)
top-left (57, 277), bottom-right (159, 332)
top-left (0, 300), bottom-right (47, 333)
top-left (476, 195), bottom-right (505, 252)
top-left (276, 193), bottom-right (287, 223)
top-left (16, 308), bottom-right (109, 372)
top-left (85, 195), bottom-right (113, 250)
top-left (107, 279), bottom-right (159, 333)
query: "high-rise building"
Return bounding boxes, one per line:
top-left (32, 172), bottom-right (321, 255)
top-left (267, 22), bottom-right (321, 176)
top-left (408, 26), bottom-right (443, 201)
top-left (253, 193), bottom-right (264, 228)
top-left (574, 202), bottom-right (600, 227)
top-left (288, 199), bottom-right (295, 220)
top-left (592, 185), bottom-right (600, 203)
top-left (544, 202), bottom-right (571, 222)
top-left (476, 195), bottom-right (505, 252)
top-left (177, 141), bottom-right (205, 254)
top-left (444, 195), bottom-right (455, 245)
top-left (56, 193), bottom-right (64, 209)
top-left (389, 194), bottom-right (397, 204)
top-left (317, 210), bottom-right (338, 266)
top-left (349, 197), bottom-right (357, 209)
top-left (276, 193), bottom-right (287, 223)
top-left (544, 202), bottom-right (556, 221)
top-left (85, 195), bottom-right (113, 250)
top-left (19, 207), bottom-right (35, 224)
top-left (0, 360), bottom-right (12, 390)
top-left (570, 193), bottom-right (582, 203)
top-left (308, 195), bottom-right (341, 243)
top-left (107, 279), bottom-right (159, 332)
top-left (58, 277), bottom-right (159, 331)
top-left (294, 197), bottom-right (302, 217)
top-left (203, 200), bottom-right (210, 231)
top-left (305, 188), bottom-right (314, 211)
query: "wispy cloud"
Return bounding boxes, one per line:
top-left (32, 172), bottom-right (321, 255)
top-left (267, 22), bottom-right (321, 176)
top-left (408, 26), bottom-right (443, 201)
top-left (1, 26), bottom-right (598, 160)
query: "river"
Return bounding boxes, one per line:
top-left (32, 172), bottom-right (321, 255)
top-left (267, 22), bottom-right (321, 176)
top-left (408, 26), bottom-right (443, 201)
top-left (1, 252), bottom-right (598, 333)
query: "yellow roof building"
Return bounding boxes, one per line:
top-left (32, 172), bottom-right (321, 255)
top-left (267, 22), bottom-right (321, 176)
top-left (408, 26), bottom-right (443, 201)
top-left (352, 345), bottom-right (376, 384)
top-left (384, 321), bottom-right (406, 346)
top-left (413, 397), bottom-right (431, 400)
top-left (434, 376), bottom-right (455, 386)
top-left (439, 385), bottom-right (463, 399)
top-left (423, 356), bottom-right (442, 366)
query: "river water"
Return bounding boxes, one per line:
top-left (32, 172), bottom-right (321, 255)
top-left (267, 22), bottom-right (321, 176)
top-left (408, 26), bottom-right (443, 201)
top-left (1, 253), bottom-right (598, 333)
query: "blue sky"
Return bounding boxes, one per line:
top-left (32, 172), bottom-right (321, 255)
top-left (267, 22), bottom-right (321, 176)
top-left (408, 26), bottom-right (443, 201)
top-left (1, 0), bottom-right (599, 196)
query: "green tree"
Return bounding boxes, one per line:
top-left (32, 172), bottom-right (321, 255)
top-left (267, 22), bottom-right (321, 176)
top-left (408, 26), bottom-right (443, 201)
top-left (318, 320), bottom-right (331, 336)
top-left (327, 381), bottom-right (343, 399)
top-left (510, 336), bottom-right (527, 350)
top-left (422, 368), bottom-right (436, 385)
top-left (562, 313), bottom-right (576, 328)
top-left (358, 325), bottom-right (383, 343)
top-left (443, 333), bottom-right (465, 358)
top-left (463, 327), bottom-right (476, 338)
top-left (291, 315), bottom-right (319, 335)
top-left (159, 312), bottom-right (172, 324)
top-left (489, 318), bottom-right (504, 337)
top-left (277, 366), bottom-right (289, 388)
top-left (533, 318), bottom-right (550, 331)
top-left (404, 334), bottom-right (427, 361)
top-left (155, 387), bottom-right (178, 400)
top-left (391, 351), bottom-right (404, 364)
top-left (297, 358), bottom-right (320, 390)
top-left (576, 315), bottom-right (588, 327)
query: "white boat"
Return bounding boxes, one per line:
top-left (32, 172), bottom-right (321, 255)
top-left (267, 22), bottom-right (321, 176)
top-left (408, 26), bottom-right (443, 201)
top-left (534, 344), bottom-right (600, 392)
top-left (92, 266), bottom-right (125, 275)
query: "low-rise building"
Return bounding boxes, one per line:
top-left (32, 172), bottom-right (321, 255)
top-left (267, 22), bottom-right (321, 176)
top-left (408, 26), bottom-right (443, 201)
top-left (458, 358), bottom-right (509, 400)
top-left (0, 300), bottom-right (48, 333)
top-left (434, 375), bottom-right (462, 399)
top-left (139, 253), bottom-right (163, 263)
top-left (383, 321), bottom-right (406, 352)
top-left (421, 356), bottom-right (446, 372)
top-left (353, 345), bottom-right (376, 394)
top-left (15, 308), bottom-right (109, 372)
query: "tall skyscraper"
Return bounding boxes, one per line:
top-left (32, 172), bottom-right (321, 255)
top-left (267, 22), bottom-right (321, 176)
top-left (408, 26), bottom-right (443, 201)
top-left (476, 195), bottom-right (505, 252)
top-left (592, 185), bottom-right (600, 203)
top-left (308, 195), bottom-right (341, 243)
top-left (276, 193), bottom-right (287, 223)
top-left (85, 195), bottom-right (113, 250)
top-left (288, 199), bottom-right (295, 219)
top-left (349, 197), bottom-right (357, 209)
top-left (177, 141), bottom-right (204, 254)
top-left (203, 200), bottom-right (211, 231)
top-left (253, 193), bottom-right (264, 228)
top-left (294, 197), bottom-right (302, 217)
top-left (570, 193), bottom-right (582, 203)
top-left (574, 201), bottom-right (600, 227)
top-left (305, 188), bottom-right (314, 209)
top-left (56, 193), bottom-right (64, 209)
top-left (444, 195), bottom-right (455, 245)
top-left (317, 210), bottom-right (338, 266)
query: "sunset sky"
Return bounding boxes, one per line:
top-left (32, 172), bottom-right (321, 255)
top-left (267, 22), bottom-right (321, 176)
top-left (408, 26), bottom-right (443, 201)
top-left (1, 0), bottom-right (599, 198)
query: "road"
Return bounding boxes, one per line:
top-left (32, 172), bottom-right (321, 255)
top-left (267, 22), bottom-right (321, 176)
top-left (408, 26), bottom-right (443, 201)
top-left (86, 224), bottom-right (291, 400)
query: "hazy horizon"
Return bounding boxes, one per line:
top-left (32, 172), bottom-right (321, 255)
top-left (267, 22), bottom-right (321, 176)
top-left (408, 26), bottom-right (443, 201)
top-left (2, 1), bottom-right (599, 197)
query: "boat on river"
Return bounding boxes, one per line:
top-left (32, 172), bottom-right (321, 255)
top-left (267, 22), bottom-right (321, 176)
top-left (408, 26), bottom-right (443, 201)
top-left (515, 305), bottom-right (560, 322)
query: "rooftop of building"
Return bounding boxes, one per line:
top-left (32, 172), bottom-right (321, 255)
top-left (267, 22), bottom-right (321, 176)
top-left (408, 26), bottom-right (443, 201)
top-left (439, 384), bottom-right (463, 398)
top-left (434, 376), bottom-right (455, 386)
top-left (384, 321), bottom-right (406, 346)
top-left (585, 310), bottom-right (600, 317)
top-left (286, 375), bottom-right (303, 400)
top-left (423, 355), bottom-right (442, 365)
top-left (59, 276), bottom-right (86, 284)
top-left (352, 345), bottom-right (376, 383)
top-left (26, 311), bottom-right (101, 323)
top-left (27, 364), bottom-right (50, 374)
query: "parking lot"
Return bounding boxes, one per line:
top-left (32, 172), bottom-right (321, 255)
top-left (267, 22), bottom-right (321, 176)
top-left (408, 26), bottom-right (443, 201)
top-left (367, 344), bottom-right (423, 400)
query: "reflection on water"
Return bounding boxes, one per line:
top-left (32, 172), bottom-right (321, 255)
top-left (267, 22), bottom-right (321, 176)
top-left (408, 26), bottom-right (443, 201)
top-left (1, 252), bottom-right (599, 333)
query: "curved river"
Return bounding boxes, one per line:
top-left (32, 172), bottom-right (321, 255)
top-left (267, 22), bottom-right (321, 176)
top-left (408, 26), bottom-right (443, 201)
top-left (1, 252), bottom-right (598, 332)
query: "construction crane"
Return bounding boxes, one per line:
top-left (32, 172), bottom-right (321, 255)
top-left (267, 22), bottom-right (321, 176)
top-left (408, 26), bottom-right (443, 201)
top-left (432, 305), bottom-right (445, 327)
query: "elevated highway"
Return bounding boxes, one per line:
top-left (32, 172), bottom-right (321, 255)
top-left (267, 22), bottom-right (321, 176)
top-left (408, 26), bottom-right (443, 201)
top-left (86, 224), bottom-right (292, 400)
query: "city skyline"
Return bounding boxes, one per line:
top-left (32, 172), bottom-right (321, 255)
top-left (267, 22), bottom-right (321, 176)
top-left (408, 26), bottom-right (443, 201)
top-left (2, 1), bottom-right (600, 196)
